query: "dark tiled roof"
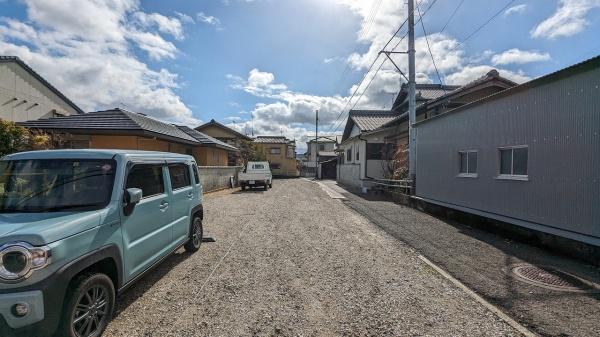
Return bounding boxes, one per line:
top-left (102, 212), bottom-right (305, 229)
top-left (381, 70), bottom-right (518, 129)
top-left (176, 126), bottom-right (239, 152)
top-left (195, 119), bottom-right (252, 140)
top-left (416, 54), bottom-right (600, 126)
top-left (392, 84), bottom-right (460, 112)
top-left (19, 108), bottom-right (199, 145)
top-left (0, 56), bottom-right (84, 114)
top-left (349, 110), bottom-right (396, 131)
top-left (254, 136), bottom-right (290, 144)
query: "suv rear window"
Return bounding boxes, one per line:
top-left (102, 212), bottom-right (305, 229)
top-left (126, 164), bottom-right (165, 198)
top-left (169, 164), bottom-right (191, 190)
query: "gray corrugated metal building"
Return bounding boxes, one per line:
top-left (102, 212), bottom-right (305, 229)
top-left (414, 56), bottom-right (600, 246)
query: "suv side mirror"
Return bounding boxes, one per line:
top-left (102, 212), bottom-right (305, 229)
top-left (123, 188), bottom-right (142, 215)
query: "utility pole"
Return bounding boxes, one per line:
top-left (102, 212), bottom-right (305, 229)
top-left (315, 109), bottom-right (319, 179)
top-left (407, 0), bottom-right (417, 192)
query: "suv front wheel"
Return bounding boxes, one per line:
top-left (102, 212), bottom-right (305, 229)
top-left (59, 273), bottom-right (115, 337)
top-left (184, 215), bottom-right (203, 252)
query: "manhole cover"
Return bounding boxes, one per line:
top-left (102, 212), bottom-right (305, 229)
top-left (510, 264), bottom-right (600, 293)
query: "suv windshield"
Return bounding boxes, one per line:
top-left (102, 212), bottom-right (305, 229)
top-left (0, 159), bottom-right (117, 213)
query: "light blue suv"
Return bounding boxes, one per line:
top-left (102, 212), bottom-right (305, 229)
top-left (0, 149), bottom-right (204, 337)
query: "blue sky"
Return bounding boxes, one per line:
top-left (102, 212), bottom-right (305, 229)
top-left (1, 0), bottom-right (600, 151)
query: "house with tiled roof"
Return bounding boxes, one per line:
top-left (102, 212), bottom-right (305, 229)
top-left (337, 69), bottom-right (517, 188)
top-left (1, 56), bottom-right (83, 122)
top-left (196, 118), bottom-right (252, 165)
top-left (253, 136), bottom-right (299, 177)
top-left (18, 108), bottom-right (239, 167)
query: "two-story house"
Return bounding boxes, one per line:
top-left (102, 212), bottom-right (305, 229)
top-left (1, 56), bottom-right (83, 122)
top-left (254, 136), bottom-right (299, 177)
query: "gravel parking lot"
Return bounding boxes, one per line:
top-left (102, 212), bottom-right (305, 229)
top-left (104, 179), bottom-right (521, 337)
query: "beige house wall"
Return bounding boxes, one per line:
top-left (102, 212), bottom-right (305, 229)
top-left (53, 133), bottom-right (229, 166)
top-left (198, 125), bottom-right (236, 140)
top-left (255, 143), bottom-right (298, 177)
top-left (0, 63), bottom-right (79, 122)
top-left (193, 147), bottom-right (228, 166)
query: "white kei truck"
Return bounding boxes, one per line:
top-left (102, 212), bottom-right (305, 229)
top-left (239, 161), bottom-right (273, 191)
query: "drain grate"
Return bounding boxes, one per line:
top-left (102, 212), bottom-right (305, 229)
top-left (510, 264), bottom-right (599, 293)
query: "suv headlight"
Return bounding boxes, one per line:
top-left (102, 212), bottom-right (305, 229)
top-left (0, 243), bottom-right (50, 283)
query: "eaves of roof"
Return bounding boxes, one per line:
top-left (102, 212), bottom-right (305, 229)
top-left (0, 56), bottom-right (84, 114)
top-left (415, 54), bottom-right (600, 127)
top-left (195, 119), bottom-right (252, 140)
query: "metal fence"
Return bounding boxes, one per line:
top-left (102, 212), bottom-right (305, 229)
top-left (369, 178), bottom-right (413, 196)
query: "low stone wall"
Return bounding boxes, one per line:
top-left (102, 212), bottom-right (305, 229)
top-left (198, 166), bottom-right (242, 192)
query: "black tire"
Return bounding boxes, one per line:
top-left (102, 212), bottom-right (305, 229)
top-left (58, 273), bottom-right (115, 337)
top-left (264, 184), bottom-right (268, 191)
top-left (269, 182), bottom-right (272, 188)
top-left (184, 215), bottom-right (203, 253)
top-left (241, 184), bottom-right (245, 191)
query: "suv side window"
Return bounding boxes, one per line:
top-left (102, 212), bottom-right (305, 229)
top-left (126, 164), bottom-right (165, 198)
top-left (192, 164), bottom-right (200, 185)
top-left (169, 163), bottom-right (191, 190)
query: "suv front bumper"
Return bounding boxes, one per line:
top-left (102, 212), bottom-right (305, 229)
top-left (0, 291), bottom-right (45, 329)
top-left (0, 272), bottom-right (68, 337)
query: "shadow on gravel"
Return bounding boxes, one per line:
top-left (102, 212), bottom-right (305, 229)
top-left (113, 250), bottom-right (193, 317)
top-left (233, 189), bottom-right (267, 194)
top-left (337, 185), bottom-right (600, 336)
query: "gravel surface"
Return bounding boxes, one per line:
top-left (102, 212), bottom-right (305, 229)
top-left (327, 180), bottom-right (600, 337)
top-left (104, 179), bottom-right (521, 337)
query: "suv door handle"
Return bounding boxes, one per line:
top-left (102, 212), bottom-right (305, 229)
top-left (159, 201), bottom-right (169, 209)
top-left (187, 192), bottom-right (194, 198)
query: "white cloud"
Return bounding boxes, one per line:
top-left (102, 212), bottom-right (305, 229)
top-left (226, 0), bottom-right (537, 146)
top-left (445, 65), bottom-right (530, 85)
top-left (132, 12), bottom-right (185, 40)
top-left (503, 4), bottom-right (527, 16)
top-left (491, 49), bottom-right (551, 65)
top-left (0, 0), bottom-right (197, 124)
top-left (531, 0), bottom-right (600, 39)
top-left (227, 69), bottom-right (288, 97)
top-left (197, 12), bottom-right (222, 29)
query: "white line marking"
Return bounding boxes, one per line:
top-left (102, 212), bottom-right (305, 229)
top-left (417, 255), bottom-right (537, 337)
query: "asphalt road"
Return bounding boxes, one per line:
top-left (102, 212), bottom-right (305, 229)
top-left (103, 179), bottom-right (521, 337)
top-left (322, 180), bottom-right (600, 337)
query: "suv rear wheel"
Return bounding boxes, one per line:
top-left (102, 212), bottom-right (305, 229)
top-left (184, 215), bottom-right (203, 252)
top-left (59, 273), bottom-right (115, 337)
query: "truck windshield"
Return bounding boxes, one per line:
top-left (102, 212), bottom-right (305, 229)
top-left (0, 159), bottom-right (117, 213)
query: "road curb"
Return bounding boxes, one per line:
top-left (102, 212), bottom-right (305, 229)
top-left (417, 255), bottom-right (537, 337)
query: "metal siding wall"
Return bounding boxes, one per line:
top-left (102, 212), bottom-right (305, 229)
top-left (416, 68), bottom-right (600, 240)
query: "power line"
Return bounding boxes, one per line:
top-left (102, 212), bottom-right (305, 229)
top-left (330, 0), bottom-right (439, 133)
top-left (328, 0), bottom-right (442, 134)
top-left (448, 0), bottom-right (516, 53)
top-left (439, 0), bottom-right (465, 34)
top-left (417, 3), bottom-right (445, 91)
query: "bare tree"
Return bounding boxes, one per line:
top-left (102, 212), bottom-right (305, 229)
top-left (380, 143), bottom-right (408, 180)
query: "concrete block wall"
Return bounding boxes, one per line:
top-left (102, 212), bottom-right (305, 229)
top-left (198, 166), bottom-right (242, 192)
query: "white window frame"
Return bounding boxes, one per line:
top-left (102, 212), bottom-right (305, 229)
top-left (457, 150), bottom-right (478, 178)
top-left (496, 145), bottom-right (529, 181)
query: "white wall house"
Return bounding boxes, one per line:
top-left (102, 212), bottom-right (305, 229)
top-left (304, 136), bottom-right (339, 168)
top-left (337, 111), bottom-right (396, 188)
top-left (0, 56), bottom-right (83, 122)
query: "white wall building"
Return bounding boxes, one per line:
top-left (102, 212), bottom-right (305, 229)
top-left (0, 56), bottom-right (83, 122)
